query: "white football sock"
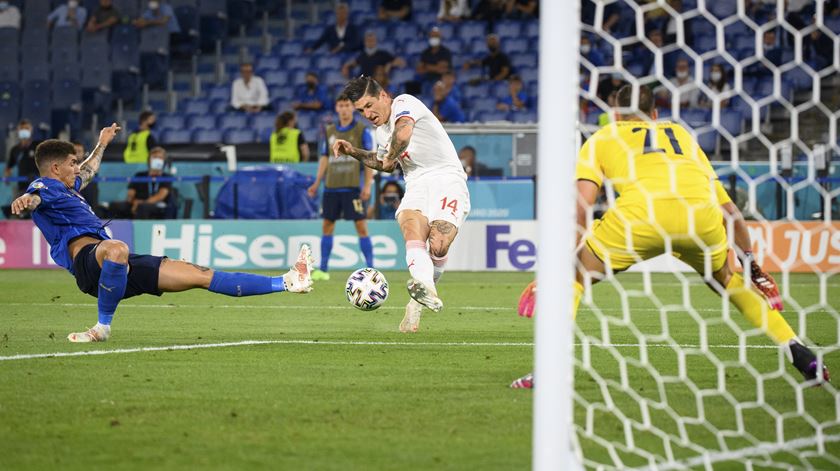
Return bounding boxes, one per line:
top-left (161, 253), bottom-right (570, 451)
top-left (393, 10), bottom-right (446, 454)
top-left (405, 240), bottom-right (435, 287)
top-left (431, 254), bottom-right (448, 284)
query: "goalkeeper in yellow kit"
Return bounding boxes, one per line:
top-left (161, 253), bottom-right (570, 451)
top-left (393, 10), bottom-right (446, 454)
top-left (511, 85), bottom-right (828, 389)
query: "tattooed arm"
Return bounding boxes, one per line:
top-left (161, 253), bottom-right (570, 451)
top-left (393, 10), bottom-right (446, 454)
top-left (11, 193), bottom-right (41, 215)
top-left (333, 117), bottom-right (415, 172)
top-left (79, 123), bottom-right (121, 189)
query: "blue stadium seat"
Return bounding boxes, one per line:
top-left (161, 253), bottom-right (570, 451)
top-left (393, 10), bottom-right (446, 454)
top-left (693, 34), bottom-right (716, 53)
top-left (710, 1), bottom-right (737, 19)
top-left (0, 27), bottom-right (19, 49)
top-left (732, 34), bottom-right (754, 51)
top-left (0, 60), bottom-right (19, 82)
top-left (257, 55), bottom-right (281, 71)
top-left (113, 0), bottom-right (140, 19)
top-left (504, 38), bottom-right (529, 55)
top-left (250, 112), bottom-right (276, 133)
top-left (171, 0), bottom-right (198, 6)
top-left (696, 130), bottom-right (717, 154)
top-left (23, 0), bottom-right (52, 28)
top-left (21, 55), bottom-right (49, 82)
top-left (285, 55), bottom-right (311, 70)
top-left (207, 85), bottom-right (231, 101)
top-left (300, 24), bottom-right (323, 43)
top-left (162, 128), bottom-right (193, 144)
top-left (469, 37), bottom-right (488, 55)
top-left (141, 52), bottom-right (170, 89)
top-left (172, 5), bottom-right (201, 57)
top-left (315, 55), bottom-right (343, 70)
top-left (401, 39), bottom-right (426, 56)
top-left (263, 70), bottom-right (288, 86)
top-left (524, 21), bottom-right (538, 39)
top-left (512, 109), bottom-right (537, 124)
top-left (390, 68), bottom-right (415, 86)
top-left (679, 108), bottom-right (710, 128)
top-left (52, 62), bottom-right (81, 82)
top-left (257, 126), bottom-right (273, 143)
top-left (510, 53), bottom-right (538, 70)
top-left (269, 85), bottom-right (294, 100)
top-left (50, 26), bottom-right (78, 49)
top-left (478, 110), bottom-right (510, 122)
top-left (211, 98), bottom-right (229, 114)
top-left (323, 69), bottom-right (345, 89)
top-left (783, 67), bottom-right (813, 91)
top-left (719, 109), bottom-right (742, 136)
top-left (52, 78), bottom-right (82, 109)
top-left (200, 8), bottom-right (228, 51)
top-left (81, 61), bottom-right (111, 89)
top-left (442, 38), bottom-right (463, 52)
top-left (387, 22), bottom-right (419, 41)
top-left (413, 0), bottom-right (434, 12)
top-left (112, 24), bottom-right (139, 48)
top-left (22, 80), bottom-right (51, 129)
top-left (490, 82), bottom-right (508, 99)
top-left (187, 113), bottom-right (217, 130)
top-left (218, 113), bottom-right (248, 129)
top-left (457, 21), bottom-right (486, 42)
top-left (277, 40), bottom-right (305, 56)
top-left (140, 24), bottom-right (171, 54)
top-left (199, 0), bottom-right (229, 15)
top-left (182, 99), bottom-right (211, 114)
top-left (193, 128), bottom-right (223, 143)
top-left (158, 114), bottom-right (186, 131)
top-left (228, 0), bottom-right (256, 34)
top-left (519, 68), bottom-right (538, 85)
top-left (494, 20), bottom-right (522, 39)
top-left (471, 97), bottom-right (497, 113)
top-left (0, 81), bottom-right (20, 132)
top-left (223, 128), bottom-right (256, 144)
top-left (463, 82), bottom-right (490, 101)
top-left (112, 41), bottom-right (140, 72)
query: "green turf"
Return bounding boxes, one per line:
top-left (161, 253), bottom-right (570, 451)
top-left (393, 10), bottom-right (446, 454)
top-left (1, 270), bottom-right (838, 470)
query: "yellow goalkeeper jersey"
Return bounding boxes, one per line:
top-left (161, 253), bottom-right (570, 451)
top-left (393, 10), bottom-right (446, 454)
top-left (576, 120), bottom-right (731, 206)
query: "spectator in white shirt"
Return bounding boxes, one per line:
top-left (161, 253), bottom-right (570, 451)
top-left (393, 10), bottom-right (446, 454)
top-left (0, 1), bottom-right (21, 29)
top-left (438, 0), bottom-right (469, 21)
top-left (230, 63), bottom-right (270, 113)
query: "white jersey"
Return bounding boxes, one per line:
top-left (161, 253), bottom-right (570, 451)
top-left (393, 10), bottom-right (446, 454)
top-left (374, 94), bottom-right (467, 184)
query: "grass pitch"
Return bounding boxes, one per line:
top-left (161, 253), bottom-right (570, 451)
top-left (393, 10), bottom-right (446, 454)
top-left (1, 269), bottom-right (838, 469)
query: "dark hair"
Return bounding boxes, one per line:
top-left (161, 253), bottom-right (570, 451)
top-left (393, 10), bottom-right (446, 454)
top-left (18, 118), bottom-right (31, 127)
top-left (275, 111), bottom-right (296, 144)
top-left (616, 84), bottom-right (655, 118)
top-left (35, 140), bottom-right (76, 172)
top-left (336, 93), bottom-right (352, 102)
top-left (460, 145), bottom-right (476, 155)
top-left (382, 181), bottom-right (404, 198)
top-left (342, 76), bottom-right (383, 103)
top-left (139, 110), bottom-right (155, 124)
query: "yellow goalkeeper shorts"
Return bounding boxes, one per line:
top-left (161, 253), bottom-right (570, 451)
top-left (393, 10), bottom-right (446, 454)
top-left (584, 200), bottom-right (729, 275)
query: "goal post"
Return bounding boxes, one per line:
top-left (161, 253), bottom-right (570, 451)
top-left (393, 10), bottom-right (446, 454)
top-left (533, 0), bottom-right (581, 469)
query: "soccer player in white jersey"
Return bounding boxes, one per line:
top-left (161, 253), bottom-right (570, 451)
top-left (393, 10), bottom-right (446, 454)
top-left (336, 76), bottom-right (471, 332)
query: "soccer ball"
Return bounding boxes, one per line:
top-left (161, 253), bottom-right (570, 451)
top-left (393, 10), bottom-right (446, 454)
top-left (345, 268), bottom-right (389, 311)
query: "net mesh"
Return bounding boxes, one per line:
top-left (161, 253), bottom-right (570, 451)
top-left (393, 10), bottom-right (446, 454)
top-left (574, 0), bottom-right (840, 468)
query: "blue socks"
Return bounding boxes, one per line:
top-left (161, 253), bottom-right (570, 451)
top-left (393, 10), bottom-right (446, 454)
top-left (359, 236), bottom-right (374, 267)
top-left (320, 235), bottom-right (334, 272)
top-left (98, 260), bottom-right (128, 325)
top-left (209, 271), bottom-right (285, 297)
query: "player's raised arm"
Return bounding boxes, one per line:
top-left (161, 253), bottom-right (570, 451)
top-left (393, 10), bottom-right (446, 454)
top-left (79, 123), bottom-right (121, 189)
top-left (334, 137), bottom-right (399, 172)
top-left (11, 193), bottom-right (41, 215)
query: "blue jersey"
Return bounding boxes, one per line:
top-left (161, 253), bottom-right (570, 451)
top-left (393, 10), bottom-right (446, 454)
top-left (26, 177), bottom-right (110, 274)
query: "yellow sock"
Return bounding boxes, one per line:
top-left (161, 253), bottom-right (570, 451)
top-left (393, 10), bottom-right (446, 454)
top-left (725, 273), bottom-right (795, 345)
top-left (573, 281), bottom-right (583, 320)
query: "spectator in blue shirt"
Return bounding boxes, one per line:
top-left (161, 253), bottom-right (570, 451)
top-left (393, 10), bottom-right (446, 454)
top-left (441, 71), bottom-right (463, 106)
top-left (293, 72), bottom-right (331, 112)
top-left (48, 0), bottom-right (88, 30)
top-left (133, 0), bottom-right (180, 34)
top-left (580, 35), bottom-right (604, 67)
top-left (496, 74), bottom-right (530, 111)
top-left (431, 81), bottom-right (466, 123)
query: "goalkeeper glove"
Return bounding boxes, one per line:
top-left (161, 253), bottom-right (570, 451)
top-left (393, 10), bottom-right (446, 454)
top-left (743, 251), bottom-right (784, 311)
top-left (517, 281), bottom-right (536, 318)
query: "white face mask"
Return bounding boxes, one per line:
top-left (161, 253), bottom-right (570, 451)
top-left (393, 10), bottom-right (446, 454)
top-left (364, 47), bottom-right (377, 55)
top-left (68, 0), bottom-right (78, 8)
top-left (150, 158), bottom-right (165, 170)
top-left (18, 129), bottom-right (31, 140)
top-left (429, 37), bottom-right (441, 47)
top-left (581, 44), bottom-right (591, 54)
top-left (148, 1), bottom-right (159, 9)
top-left (710, 71), bottom-right (722, 81)
top-left (676, 70), bottom-right (688, 79)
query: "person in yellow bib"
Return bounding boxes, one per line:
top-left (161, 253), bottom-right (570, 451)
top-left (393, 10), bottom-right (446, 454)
top-left (511, 84), bottom-right (828, 389)
top-left (269, 111), bottom-right (310, 163)
top-left (123, 111), bottom-right (157, 164)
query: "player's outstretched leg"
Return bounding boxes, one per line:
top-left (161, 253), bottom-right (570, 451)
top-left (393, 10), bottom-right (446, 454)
top-left (204, 244), bottom-right (315, 295)
top-left (400, 299), bottom-right (423, 333)
top-left (68, 240), bottom-right (130, 343)
top-left (713, 265), bottom-right (829, 384)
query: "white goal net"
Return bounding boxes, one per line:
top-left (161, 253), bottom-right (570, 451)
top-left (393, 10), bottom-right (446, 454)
top-left (541, 0), bottom-right (840, 469)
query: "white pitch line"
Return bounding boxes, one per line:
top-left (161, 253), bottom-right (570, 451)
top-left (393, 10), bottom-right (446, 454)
top-left (641, 433), bottom-right (840, 471)
top-left (0, 340), bottom-right (784, 362)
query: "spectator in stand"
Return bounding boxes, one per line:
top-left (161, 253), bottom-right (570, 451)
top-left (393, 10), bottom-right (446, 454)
top-left (654, 57), bottom-right (700, 109)
top-left (85, 0), bottom-right (120, 34)
top-left (496, 74), bottom-right (531, 111)
top-left (762, 29), bottom-right (783, 66)
top-left (373, 66), bottom-right (396, 95)
top-left (699, 63), bottom-right (731, 109)
top-left (133, 1), bottom-right (180, 34)
top-left (293, 72), bottom-right (330, 112)
top-left (110, 147), bottom-right (174, 219)
top-left (0, 1), bottom-right (21, 29)
top-left (636, 29), bottom-right (666, 76)
top-left (307, 3), bottom-right (361, 55)
top-left (431, 81), bottom-right (466, 123)
top-left (463, 34), bottom-right (511, 82)
top-left (580, 35), bottom-right (605, 67)
top-left (440, 70), bottom-right (462, 105)
top-left (4, 120), bottom-right (39, 196)
top-left (597, 73), bottom-right (624, 103)
top-left (342, 31), bottom-right (406, 78)
top-left (505, 0), bottom-right (538, 19)
top-left (379, 0), bottom-right (412, 21)
top-left (472, 0), bottom-right (507, 23)
top-left (123, 111), bottom-right (158, 164)
top-left (459, 145), bottom-right (496, 177)
top-left (231, 63), bottom-right (270, 113)
top-left (270, 111), bottom-right (309, 163)
top-left (369, 180), bottom-right (404, 220)
top-left (438, 0), bottom-right (470, 21)
top-left (48, 0), bottom-right (88, 30)
top-left (416, 26), bottom-right (453, 84)
top-left (804, 22), bottom-right (833, 70)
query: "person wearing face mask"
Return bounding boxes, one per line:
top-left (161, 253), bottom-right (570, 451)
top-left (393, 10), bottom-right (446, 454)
top-left (369, 181), bottom-right (404, 220)
top-left (699, 63), bottom-right (731, 109)
top-left (306, 3), bottom-right (361, 55)
top-left (462, 33), bottom-right (511, 82)
top-left (292, 72), bottom-right (330, 112)
top-left (417, 27), bottom-right (453, 84)
top-left (341, 31), bottom-right (406, 79)
top-left (124, 111), bottom-right (158, 164)
top-left (133, 0), bottom-right (179, 33)
top-left (0, 1), bottom-right (21, 29)
top-left (85, 0), bottom-right (120, 34)
top-left (580, 35), bottom-right (604, 67)
top-left (110, 147), bottom-right (174, 219)
top-left (4, 120), bottom-right (41, 196)
top-left (48, 0), bottom-right (88, 30)
top-left (667, 58), bottom-right (700, 109)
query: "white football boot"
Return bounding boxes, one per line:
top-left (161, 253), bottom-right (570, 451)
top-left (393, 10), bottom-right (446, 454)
top-left (283, 244), bottom-right (314, 293)
top-left (400, 299), bottom-right (423, 333)
top-left (406, 278), bottom-right (443, 312)
top-left (68, 323), bottom-right (111, 343)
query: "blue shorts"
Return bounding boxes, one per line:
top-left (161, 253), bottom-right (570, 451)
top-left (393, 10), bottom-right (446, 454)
top-left (322, 189), bottom-right (366, 221)
top-left (72, 242), bottom-right (165, 299)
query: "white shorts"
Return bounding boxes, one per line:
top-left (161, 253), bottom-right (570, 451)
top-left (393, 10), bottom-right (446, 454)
top-left (396, 174), bottom-right (471, 228)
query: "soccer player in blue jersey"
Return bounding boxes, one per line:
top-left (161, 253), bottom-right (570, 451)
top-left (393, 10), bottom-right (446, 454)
top-left (11, 124), bottom-right (315, 343)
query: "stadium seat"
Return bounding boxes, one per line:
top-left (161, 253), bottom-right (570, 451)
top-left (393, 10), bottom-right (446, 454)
top-left (0, 27), bottom-right (18, 49)
top-left (21, 57), bottom-right (49, 82)
top-left (172, 5), bottom-right (201, 58)
top-left (22, 80), bottom-right (51, 130)
top-left (709, 1), bottom-right (737, 19)
top-left (171, 0), bottom-right (198, 6)
top-left (719, 109), bottom-right (743, 136)
top-left (52, 78), bottom-right (82, 109)
top-left (206, 86), bottom-right (231, 101)
top-left (141, 52), bottom-right (170, 89)
top-left (679, 108), bottom-right (710, 128)
top-left (256, 55), bottom-right (281, 71)
top-left (182, 98), bottom-right (211, 115)
top-left (519, 68), bottom-right (538, 85)
top-left (315, 55), bottom-right (343, 71)
top-left (50, 26), bottom-right (78, 49)
top-left (0, 81), bottom-right (20, 132)
top-left (494, 21), bottom-right (522, 39)
top-left (187, 113), bottom-right (217, 130)
top-left (193, 128), bottom-right (223, 143)
top-left (52, 62), bottom-right (81, 82)
top-left (227, 0), bottom-right (256, 34)
top-left (463, 83), bottom-right (490, 101)
top-left (300, 24), bottom-right (323, 43)
top-left (510, 53), bottom-right (538, 70)
top-left (162, 128), bottom-right (193, 144)
top-left (81, 61), bottom-right (111, 90)
top-left (0, 61), bottom-right (19, 82)
top-left (696, 130), bottom-right (718, 154)
top-left (210, 98), bottom-right (229, 114)
top-left (471, 97), bottom-right (497, 113)
top-left (199, 7), bottom-right (229, 51)
top-left (223, 128), bottom-right (257, 144)
top-left (112, 24), bottom-right (139, 49)
top-left (490, 82), bottom-right (509, 99)
top-left (442, 38), bottom-right (463, 53)
top-left (218, 113), bottom-right (249, 130)
top-left (285, 56), bottom-right (311, 71)
top-left (390, 67), bottom-right (415, 86)
top-left (469, 37), bottom-right (488, 55)
top-left (251, 112), bottom-right (276, 132)
top-left (387, 22), bottom-right (419, 41)
top-left (323, 69), bottom-right (346, 89)
top-left (140, 24), bottom-right (171, 54)
top-left (276, 40), bottom-right (304, 56)
top-left (401, 39), bottom-right (426, 56)
top-left (477, 110), bottom-right (510, 122)
top-left (263, 69), bottom-right (289, 87)
top-left (693, 34), bottom-right (717, 53)
top-left (23, 0), bottom-right (52, 28)
top-left (457, 21), bottom-right (486, 42)
top-left (524, 21), bottom-right (539, 39)
top-left (158, 114), bottom-right (187, 131)
top-left (113, 0), bottom-right (140, 19)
